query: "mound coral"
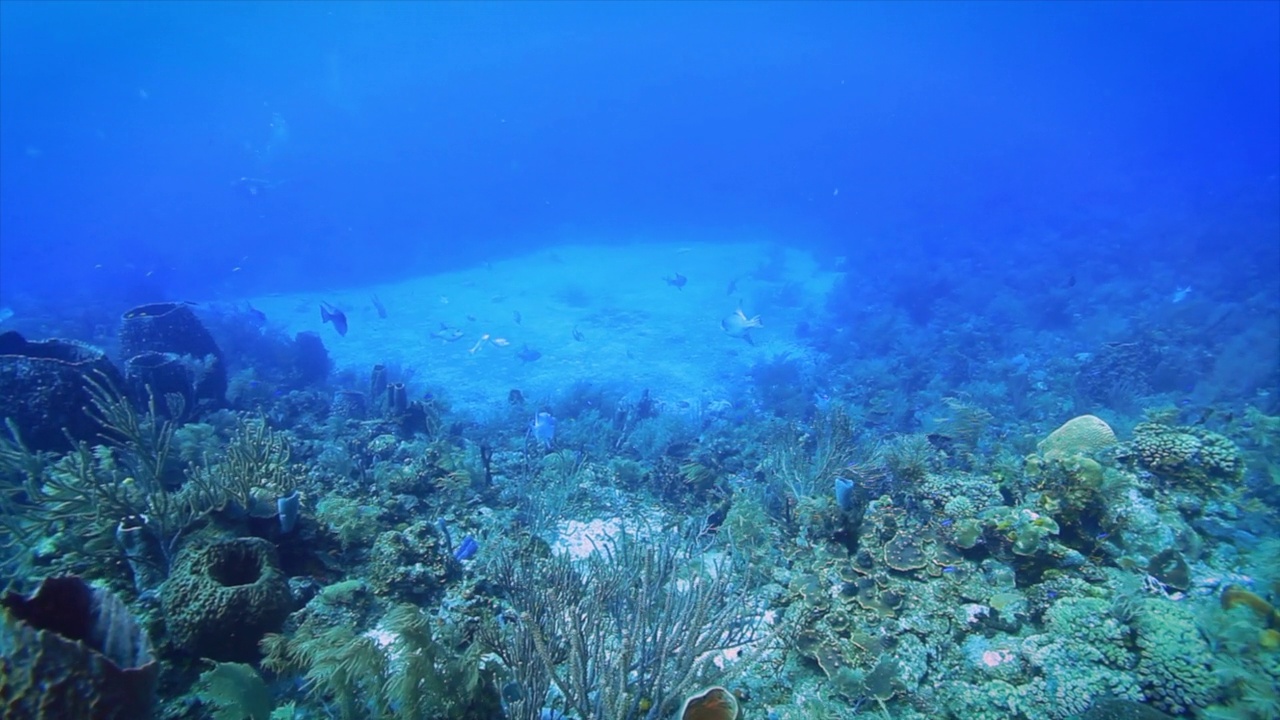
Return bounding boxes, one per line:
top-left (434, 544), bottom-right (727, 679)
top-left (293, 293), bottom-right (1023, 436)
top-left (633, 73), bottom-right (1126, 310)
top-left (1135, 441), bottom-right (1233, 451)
top-left (367, 520), bottom-right (459, 602)
top-left (1129, 422), bottom-right (1244, 489)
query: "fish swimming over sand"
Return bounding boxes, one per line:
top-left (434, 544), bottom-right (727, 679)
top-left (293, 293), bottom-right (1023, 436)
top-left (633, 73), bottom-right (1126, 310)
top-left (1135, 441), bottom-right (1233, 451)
top-left (721, 306), bottom-right (762, 345)
top-left (469, 334), bottom-right (511, 354)
top-left (432, 323), bottom-right (465, 342)
top-left (665, 272), bottom-right (687, 290)
top-left (572, 326), bottom-right (584, 341)
top-left (517, 344), bottom-right (542, 363)
top-left (513, 310), bottom-right (522, 325)
top-left (371, 294), bottom-right (388, 319)
top-left (320, 302), bottom-right (348, 336)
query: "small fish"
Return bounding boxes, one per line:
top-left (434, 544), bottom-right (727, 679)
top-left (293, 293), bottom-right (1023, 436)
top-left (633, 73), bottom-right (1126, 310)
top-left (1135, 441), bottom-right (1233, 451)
top-left (469, 334), bottom-right (510, 353)
top-left (726, 277), bottom-right (739, 295)
top-left (244, 303), bottom-right (267, 323)
top-left (517, 344), bottom-right (542, 363)
top-left (371, 293), bottom-right (387, 319)
top-left (721, 306), bottom-right (762, 345)
top-left (432, 323), bottom-right (464, 342)
top-left (572, 326), bottom-right (584, 341)
top-left (664, 272), bottom-right (687, 290)
top-left (512, 310), bottom-right (522, 325)
top-left (530, 411), bottom-right (556, 448)
top-left (1172, 286), bottom-right (1192, 303)
top-left (466, 314), bottom-right (477, 322)
top-left (320, 302), bottom-right (348, 336)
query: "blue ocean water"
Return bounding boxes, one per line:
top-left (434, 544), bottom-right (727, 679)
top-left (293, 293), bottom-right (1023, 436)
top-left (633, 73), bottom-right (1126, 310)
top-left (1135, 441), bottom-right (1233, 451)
top-left (0, 2), bottom-right (1277, 719)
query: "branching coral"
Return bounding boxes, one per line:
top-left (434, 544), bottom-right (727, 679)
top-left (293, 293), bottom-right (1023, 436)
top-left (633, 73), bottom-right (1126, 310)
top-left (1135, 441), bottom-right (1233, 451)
top-left (761, 405), bottom-right (863, 502)
top-left (262, 603), bottom-right (489, 720)
top-left (486, 526), bottom-right (760, 720)
top-left (0, 377), bottom-right (295, 577)
top-left (0, 376), bottom-right (234, 573)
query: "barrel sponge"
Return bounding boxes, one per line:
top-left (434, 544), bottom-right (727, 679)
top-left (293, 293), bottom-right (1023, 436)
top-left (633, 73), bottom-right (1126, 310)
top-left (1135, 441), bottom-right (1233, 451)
top-left (1, 576), bottom-right (158, 720)
top-left (161, 537), bottom-right (292, 662)
top-left (1037, 415), bottom-right (1118, 461)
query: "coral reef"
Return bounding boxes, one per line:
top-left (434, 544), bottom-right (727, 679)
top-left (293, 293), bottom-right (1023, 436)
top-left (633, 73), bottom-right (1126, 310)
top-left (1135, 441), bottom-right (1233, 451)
top-left (1, 242), bottom-right (1277, 720)
top-left (367, 520), bottom-right (459, 602)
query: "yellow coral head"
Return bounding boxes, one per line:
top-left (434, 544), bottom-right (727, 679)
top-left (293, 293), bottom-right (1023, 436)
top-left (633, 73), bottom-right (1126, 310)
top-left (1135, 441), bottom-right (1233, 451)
top-left (679, 686), bottom-right (739, 720)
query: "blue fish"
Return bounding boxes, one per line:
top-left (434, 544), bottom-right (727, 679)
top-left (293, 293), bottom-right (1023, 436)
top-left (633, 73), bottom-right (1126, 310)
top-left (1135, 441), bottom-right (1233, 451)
top-left (245, 303), bottom-right (267, 323)
top-left (453, 536), bottom-right (479, 561)
top-left (531, 411), bottom-right (556, 448)
top-left (320, 302), bottom-right (348, 336)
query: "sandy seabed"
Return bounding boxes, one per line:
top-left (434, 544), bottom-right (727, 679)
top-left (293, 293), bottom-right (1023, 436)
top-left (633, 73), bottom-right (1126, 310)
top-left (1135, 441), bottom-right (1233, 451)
top-left (246, 241), bottom-right (841, 413)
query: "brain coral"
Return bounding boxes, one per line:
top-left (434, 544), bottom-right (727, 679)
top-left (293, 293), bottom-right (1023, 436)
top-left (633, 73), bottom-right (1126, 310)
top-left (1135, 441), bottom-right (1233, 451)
top-left (161, 538), bottom-right (292, 662)
top-left (1038, 415), bottom-right (1118, 461)
top-left (1132, 597), bottom-right (1221, 714)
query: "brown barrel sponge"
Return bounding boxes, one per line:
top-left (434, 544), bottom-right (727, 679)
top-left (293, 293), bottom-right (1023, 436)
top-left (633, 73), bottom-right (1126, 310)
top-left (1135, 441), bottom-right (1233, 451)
top-left (1, 576), bottom-right (158, 720)
top-left (161, 537), bottom-right (292, 662)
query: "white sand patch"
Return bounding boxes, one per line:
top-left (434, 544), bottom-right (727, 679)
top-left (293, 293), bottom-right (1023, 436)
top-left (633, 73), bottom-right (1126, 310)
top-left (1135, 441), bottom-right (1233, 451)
top-left (244, 240), bottom-right (840, 413)
top-left (552, 517), bottom-right (625, 560)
